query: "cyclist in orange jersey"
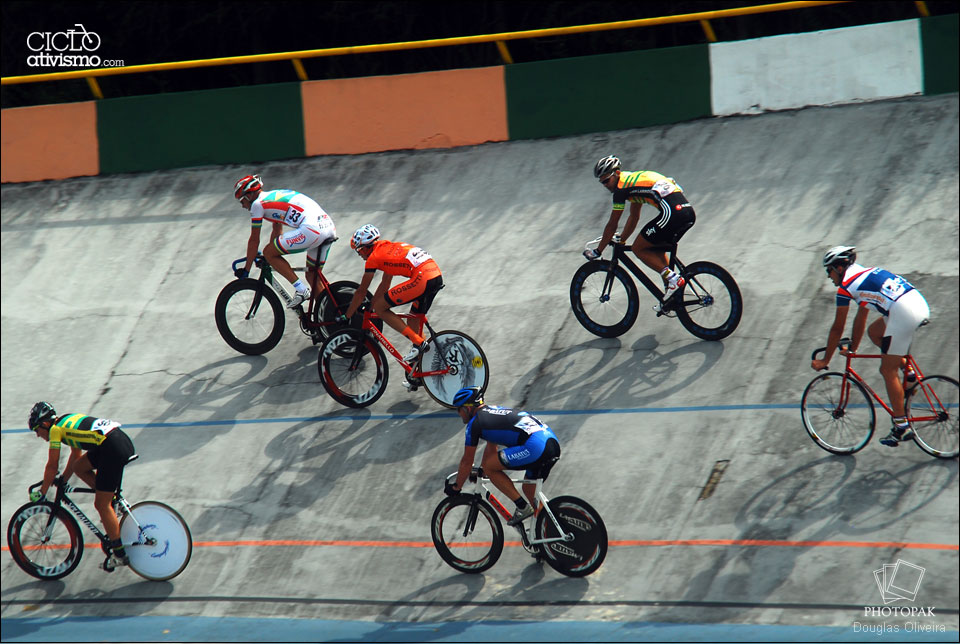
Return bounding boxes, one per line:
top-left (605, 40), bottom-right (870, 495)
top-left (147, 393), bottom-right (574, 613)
top-left (585, 155), bottom-right (696, 311)
top-left (342, 225), bottom-right (444, 383)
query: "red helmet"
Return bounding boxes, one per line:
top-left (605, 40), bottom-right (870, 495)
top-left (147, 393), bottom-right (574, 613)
top-left (234, 174), bottom-right (263, 200)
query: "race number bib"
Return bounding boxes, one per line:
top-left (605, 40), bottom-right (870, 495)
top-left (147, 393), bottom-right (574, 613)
top-left (880, 277), bottom-right (908, 301)
top-left (286, 205), bottom-right (304, 227)
top-left (514, 413), bottom-right (545, 435)
top-left (405, 247), bottom-right (432, 267)
top-left (651, 179), bottom-right (681, 198)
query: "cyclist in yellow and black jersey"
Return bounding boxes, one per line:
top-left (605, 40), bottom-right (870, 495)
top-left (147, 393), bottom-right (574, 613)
top-left (28, 402), bottom-right (136, 568)
top-left (585, 156), bottom-right (697, 310)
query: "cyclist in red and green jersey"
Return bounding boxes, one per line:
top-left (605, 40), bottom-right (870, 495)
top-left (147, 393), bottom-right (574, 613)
top-left (585, 156), bottom-right (697, 311)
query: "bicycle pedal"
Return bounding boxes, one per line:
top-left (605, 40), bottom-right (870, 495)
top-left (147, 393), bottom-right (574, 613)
top-left (102, 558), bottom-right (115, 573)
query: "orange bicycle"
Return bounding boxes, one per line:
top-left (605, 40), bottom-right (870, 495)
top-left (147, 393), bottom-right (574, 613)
top-left (801, 337), bottom-right (958, 458)
top-left (317, 308), bottom-right (488, 408)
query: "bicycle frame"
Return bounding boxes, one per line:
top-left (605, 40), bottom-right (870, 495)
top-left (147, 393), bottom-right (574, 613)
top-left (836, 351), bottom-right (947, 424)
top-left (603, 242), bottom-right (686, 301)
top-left (458, 471), bottom-right (573, 549)
top-left (34, 482), bottom-right (143, 549)
top-left (358, 310), bottom-right (452, 380)
top-left (230, 255), bottom-right (344, 332)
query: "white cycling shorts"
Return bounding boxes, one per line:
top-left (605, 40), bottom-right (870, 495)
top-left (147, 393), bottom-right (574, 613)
top-left (883, 289), bottom-right (929, 355)
top-left (275, 220), bottom-right (337, 266)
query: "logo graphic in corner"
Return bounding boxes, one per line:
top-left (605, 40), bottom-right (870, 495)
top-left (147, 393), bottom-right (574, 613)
top-left (874, 559), bottom-right (924, 604)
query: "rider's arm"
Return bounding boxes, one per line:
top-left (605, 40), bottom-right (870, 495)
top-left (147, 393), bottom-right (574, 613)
top-left (454, 445), bottom-right (478, 490)
top-left (373, 274), bottom-right (393, 300)
top-left (848, 305), bottom-right (870, 352)
top-left (244, 225), bottom-right (261, 272)
top-left (618, 202), bottom-right (642, 244)
top-left (596, 209), bottom-right (623, 254)
top-left (812, 305), bottom-right (850, 369)
top-left (40, 445), bottom-right (61, 497)
top-left (345, 270), bottom-right (377, 318)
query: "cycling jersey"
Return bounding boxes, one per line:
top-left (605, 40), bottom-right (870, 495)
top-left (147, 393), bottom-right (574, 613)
top-left (364, 240), bottom-right (441, 279)
top-left (48, 414), bottom-right (121, 451)
top-left (250, 189), bottom-right (332, 232)
top-left (837, 264), bottom-right (917, 315)
top-left (610, 170), bottom-right (683, 212)
top-left (464, 406), bottom-right (555, 448)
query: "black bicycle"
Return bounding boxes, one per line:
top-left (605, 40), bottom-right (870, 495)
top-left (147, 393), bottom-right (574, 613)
top-left (215, 254), bottom-right (377, 355)
top-left (570, 238), bottom-right (742, 340)
top-left (7, 466), bottom-right (192, 581)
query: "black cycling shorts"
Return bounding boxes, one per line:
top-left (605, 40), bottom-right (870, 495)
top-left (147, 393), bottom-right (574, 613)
top-left (639, 192), bottom-right (696, 246)
top-left (86, 429), bottom-right (136, 493)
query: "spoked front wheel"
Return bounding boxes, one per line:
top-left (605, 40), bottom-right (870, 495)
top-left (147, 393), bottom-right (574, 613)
top-left (215, 278), bottom-right (285, 355)
top-left (569, 261), bottom-right (640, 338)
top-left (121, 501), bottom-right (193, 581)
top-left (801, 372), bottom-right (875, 454)
top-left (673, 261), bottom-right (742, 341)
top-left (907, 375), bottom-right (959, 459)
top-left (420, 331), bottom-right (490, 408)
top-left (6, 502), bottom-right (84, 580)
top-left (431, 495), bottom-right (504, 574)
top-left (535, 495), bottom-right (607, 577)
top-left (318, 329), bottom-right (389, 407)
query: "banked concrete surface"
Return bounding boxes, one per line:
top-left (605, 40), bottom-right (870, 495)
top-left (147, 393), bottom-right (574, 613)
top-left (1, 93), bottom-right (958, 639)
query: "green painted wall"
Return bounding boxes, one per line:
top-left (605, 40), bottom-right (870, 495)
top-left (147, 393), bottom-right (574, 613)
top-left (505, 45), bottom-right (712, 140)
top-left (97, 83), bottom-right (304, 174)
top-left (920, 14), bottom-right (959, 95)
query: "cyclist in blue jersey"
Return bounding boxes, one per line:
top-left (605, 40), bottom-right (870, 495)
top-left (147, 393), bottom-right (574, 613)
top-left (444, 388), bottom-right (561, 526)
top-left (812, 246), bottom-right (931, 447)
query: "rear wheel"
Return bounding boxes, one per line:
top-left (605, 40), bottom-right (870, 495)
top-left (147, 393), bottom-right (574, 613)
top-left (122, 501), bottom-right (193, 581)
top-left (215, 278), bottom-right (285, 355)
top-left (801, 372), bottom-right (875, 454)
top-left (6, 502), bottom-right (84, 580)
top-left (420, 331), bottom-right (490, 408)
top-left (311, 280), bottom-right (383, 344)
top-left (535, 496), bottom-right (607, 577)
top-left (570, 261), bottom-right (639, 338)
top-left (431, 495), bottom-right (504, 574)
top-left (318, 329), bottom-right (389, 407)
top-left (907, 375), bottom-right (959, 459)
top-left (674, 261), bottom-right (742, 341)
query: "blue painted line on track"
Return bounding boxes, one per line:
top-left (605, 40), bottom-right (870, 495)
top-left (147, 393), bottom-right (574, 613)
top-left (1, 615), bottom-right (956, 642)
top-left (1, 403), bottom-right (799, 434)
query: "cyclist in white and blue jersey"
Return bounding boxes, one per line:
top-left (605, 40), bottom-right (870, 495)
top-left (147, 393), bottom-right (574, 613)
top-left (811, 246), bottom-right (930, 447)
top-left (445, 388), bottom-right (561, 526)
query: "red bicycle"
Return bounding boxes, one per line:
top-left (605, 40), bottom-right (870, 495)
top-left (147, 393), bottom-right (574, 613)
top-left (215, 254), bottom-right (378, 355)
top-left (802, 337), bottom-right (958, 458)
top-left (318, 308), bottom-right (488, 408)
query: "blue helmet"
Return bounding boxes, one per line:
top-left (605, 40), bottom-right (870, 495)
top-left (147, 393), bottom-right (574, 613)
top-left (452, 387), bottom-right (484, 408)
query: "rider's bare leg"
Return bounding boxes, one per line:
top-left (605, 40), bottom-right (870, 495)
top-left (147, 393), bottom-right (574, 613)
top-left (868, 318), bottom-right (908, 418)
top-left (372, 294), bottom-right (424, 344)
top-left (263, 243), bottom-right (299, 285)
top-left (631, 236), bottom-right (670, 277)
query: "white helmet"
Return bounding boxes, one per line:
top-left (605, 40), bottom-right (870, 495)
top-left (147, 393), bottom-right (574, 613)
top-left (350, 224), bottom-right (380, 251)
top-left (822, 245), bottom-right (857, 271)
top-left (594, 155), bottom-right (621, 179)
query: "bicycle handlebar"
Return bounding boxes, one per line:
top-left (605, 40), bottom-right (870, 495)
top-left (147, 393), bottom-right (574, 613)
top-left (230, 254), bottom-right (265, 272)
top-left (27, 480), bottom-right (95, 496)
top-left (811, 337), bottom-right (851, 361)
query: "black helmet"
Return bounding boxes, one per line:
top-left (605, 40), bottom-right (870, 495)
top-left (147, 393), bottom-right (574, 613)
top-left (594, 155), bottom-right (621, 179)
top-left (29, 401), bottom-right (56, 431)
top-left (452, 387), bottom-right (484, 408)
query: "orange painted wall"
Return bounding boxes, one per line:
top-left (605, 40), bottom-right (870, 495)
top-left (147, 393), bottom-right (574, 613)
top-left (302, 66), bottom-right (508, 156)
top-left (1, 102), bottom-right (99, 183)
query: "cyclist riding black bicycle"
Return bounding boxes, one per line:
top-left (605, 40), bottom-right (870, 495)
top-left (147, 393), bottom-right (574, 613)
top-left (584, 155), bottom-right (696, 312)
top-left (28, 402), bottom-right (136, 568)
top-left (445, 387), bottom-right (561, 526)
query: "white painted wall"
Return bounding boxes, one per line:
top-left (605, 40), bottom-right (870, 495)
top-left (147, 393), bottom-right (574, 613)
top-left (710, 19), bottom-right (923, 116)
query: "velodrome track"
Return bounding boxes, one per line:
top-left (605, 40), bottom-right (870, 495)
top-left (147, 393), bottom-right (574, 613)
top-left (1, 93), bottom-right (957, 642)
